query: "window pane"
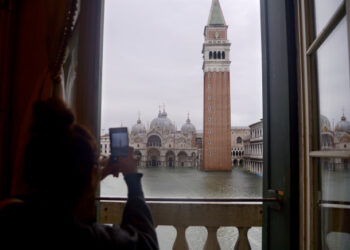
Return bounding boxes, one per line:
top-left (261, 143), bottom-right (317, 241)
top-left (318, 157), bottom-right (350, 249)
top-left (316, 17), bottom-right (350, 151)
top-left (313, 0), bottom-right (344, 35)
top-left (319, 158), bottom-right (350, 202)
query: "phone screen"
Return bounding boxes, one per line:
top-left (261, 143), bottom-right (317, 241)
top-left (111, 133), bottom-right (128, 148)
top-left (109, 127), bottom-right (129, 161)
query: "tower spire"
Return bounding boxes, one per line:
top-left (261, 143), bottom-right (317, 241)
top-left (207, 0), bottom-right (226, 26)
top-left (137, 111), bottom-right (141, 124)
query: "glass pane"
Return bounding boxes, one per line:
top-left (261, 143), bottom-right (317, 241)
top-left (316, 17), bottom-right (350, 151)
top-left (320, 158), bottom-right (350, 202)
top-left (318, 158), bottom-right (350, 250)
top-left (313, 0), bottom-right (344, 35)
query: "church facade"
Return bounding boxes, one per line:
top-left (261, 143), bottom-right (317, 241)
top-left (100, 108), bottom-right (203, 168)
top-left (128, 108), bottom-right (202, 168)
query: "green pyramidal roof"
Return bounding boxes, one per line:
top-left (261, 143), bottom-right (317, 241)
top-left (208, 0), bottom-right (226, 26)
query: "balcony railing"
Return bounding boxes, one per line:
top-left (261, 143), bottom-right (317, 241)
top-left (99, 198), bottom-right (264, 250)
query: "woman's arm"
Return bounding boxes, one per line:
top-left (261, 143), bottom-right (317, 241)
top-left (97, 148), bottom-right (159, 249)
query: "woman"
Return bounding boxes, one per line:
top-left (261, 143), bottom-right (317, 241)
top-left (0, 98), bottom-right (159, 249)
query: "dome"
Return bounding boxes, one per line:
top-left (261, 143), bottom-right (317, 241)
top-left (335, 115), bottom-right (350, 134)
top-left (131, 117), bottom-right (146, 135)
top-left (181, 114), bottom-right (196, 134)
top-left (150, 108), bottom-right (175, 133)
top-left (320, 114), bottom-right (331, 132)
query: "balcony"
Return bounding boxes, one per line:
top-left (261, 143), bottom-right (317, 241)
top-left (99, 198), bottom-right (263, 250)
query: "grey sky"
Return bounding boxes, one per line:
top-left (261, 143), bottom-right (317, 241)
top-left (101, 0), bottom-right (263, 134)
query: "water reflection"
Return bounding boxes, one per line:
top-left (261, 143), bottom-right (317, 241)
top-left (101, 167), bottom-right (263, 249)
top-left (101, 167), bottom-right (262, 198)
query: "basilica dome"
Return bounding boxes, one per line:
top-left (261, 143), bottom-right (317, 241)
top-left (150, 109), bottom-right (175, 133)
top-left (131, 118), bottom-right (146, 135)
top-left (181, 115), bottom-right (196, 134)
top-left (335, 115), bottom-right (350, 134)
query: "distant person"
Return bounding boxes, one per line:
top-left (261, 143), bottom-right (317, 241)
top-left (0, 98), bottom-right (159, 249)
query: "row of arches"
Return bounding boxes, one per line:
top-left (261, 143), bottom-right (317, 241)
top-left (209, 51), bottom-right (225, 60)
top-left (244, 143), bottom-right (263, 155)
top-left (232, 151), bottom-right (244, 157)
top-left (233, 159), bottom-right (244, 166)
top-left (134, 149), bottom-right (197, 167)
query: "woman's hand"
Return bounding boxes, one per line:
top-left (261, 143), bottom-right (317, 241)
top-left (99, 147), bottom-right (138, 180)
top-left (116, 147), bottom-right (138, 176)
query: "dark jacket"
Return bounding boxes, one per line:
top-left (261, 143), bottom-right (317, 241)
top-left (0, 173), bottom-right (159, 249)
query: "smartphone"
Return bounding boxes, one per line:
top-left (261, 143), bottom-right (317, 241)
top-left (109, 127), bottom-right (129, 162)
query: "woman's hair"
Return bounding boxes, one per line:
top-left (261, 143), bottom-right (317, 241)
top-left (24, 98), bottom-right (98, 204)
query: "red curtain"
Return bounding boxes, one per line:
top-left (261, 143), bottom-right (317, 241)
top-left (0, 0), bottom-right (78, 198)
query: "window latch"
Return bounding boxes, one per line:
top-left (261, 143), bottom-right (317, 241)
top-left (265, 189), bottom-right (284, 210)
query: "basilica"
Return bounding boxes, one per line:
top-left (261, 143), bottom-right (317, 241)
top-left (128, 108), bottom-right (202, 168)
top-left (320, 113), bottom-right (350, 169)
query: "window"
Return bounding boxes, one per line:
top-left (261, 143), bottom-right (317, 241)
top-left (147, 135), bottom-right (162, 147)
top-left (236, 137), bottom-right (242, 144)
top-left (100, 1), bottom-right (263, 248)
top-left (298, 1), bottom-right (350, 248)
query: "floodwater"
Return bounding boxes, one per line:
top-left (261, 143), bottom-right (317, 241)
top-left (101, 167), bottom-right (263, 249)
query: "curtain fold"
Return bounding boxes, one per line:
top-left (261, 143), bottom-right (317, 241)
top-left (0, 0), bottom-right (80, 197)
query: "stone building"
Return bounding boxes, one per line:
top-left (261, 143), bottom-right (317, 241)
top-left (320, 113), bottom-right (350, 170)
top-left (231, 126), bottom-right (250, 167)
top-left (202, 0), bottom-right (232, 170)
top-left (100, 108), bottom-right (202, 168)
top-left (243, 119), bottom-right (263, 176)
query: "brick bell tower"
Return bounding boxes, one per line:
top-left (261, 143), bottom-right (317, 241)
top-left (202, 0), bottom-right (231, 171)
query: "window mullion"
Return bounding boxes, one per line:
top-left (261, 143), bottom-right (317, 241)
top-left (309, 150), bottom-right (350, 158)
top-left (306, 1), bottom-right (346, 55)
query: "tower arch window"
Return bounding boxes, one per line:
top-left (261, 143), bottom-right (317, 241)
top-left (213, 51), bottom-right (217, 59)
top-left (218, 51), bottom-right (221, 59)
top-left (209, 51), bottom-right (212, 59)
top-left (222, 51), bottom-right (225, 59)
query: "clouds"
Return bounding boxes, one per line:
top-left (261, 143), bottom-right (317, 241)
top-left (101, 0), bottom-right (262, 133)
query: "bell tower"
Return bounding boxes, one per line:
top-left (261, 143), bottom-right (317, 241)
top-left (202, 0), bottom-right (231, 170)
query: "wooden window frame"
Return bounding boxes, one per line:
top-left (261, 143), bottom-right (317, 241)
top-left (297, 0), bottom-right (350, 249)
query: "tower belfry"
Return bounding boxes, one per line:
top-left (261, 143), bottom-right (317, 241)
top-left (202, 0), bottom-right (231, 170)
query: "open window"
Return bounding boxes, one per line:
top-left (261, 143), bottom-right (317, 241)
top-left (99, 0), bottom-right (263, 249)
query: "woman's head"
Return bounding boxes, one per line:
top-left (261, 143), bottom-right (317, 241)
top-left (24, 98), bottom-right (98, 206)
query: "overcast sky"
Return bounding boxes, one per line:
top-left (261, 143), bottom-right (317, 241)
top-left (101, 0), bottom-right (263, 134)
